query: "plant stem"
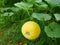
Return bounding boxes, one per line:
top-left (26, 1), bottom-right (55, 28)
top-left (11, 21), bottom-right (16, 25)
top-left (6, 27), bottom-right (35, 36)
top-left (26, 9), bottom-right (33, 20)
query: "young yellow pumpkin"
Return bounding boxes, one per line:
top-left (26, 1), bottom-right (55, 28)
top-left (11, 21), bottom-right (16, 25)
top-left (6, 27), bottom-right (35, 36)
top-left (21, 21), bottom-right (41, 40)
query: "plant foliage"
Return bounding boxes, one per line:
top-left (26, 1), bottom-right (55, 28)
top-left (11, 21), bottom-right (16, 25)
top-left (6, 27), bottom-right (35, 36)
top-left (0, 0), bottom-right (60, 45)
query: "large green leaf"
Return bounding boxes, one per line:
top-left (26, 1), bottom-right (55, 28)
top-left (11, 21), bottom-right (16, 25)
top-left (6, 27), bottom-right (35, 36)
top-left (45, 0), bottom-right (60, 7)
top-left (45, 22), bottom-right (60, 38)
top-left (14, 2), bottom-right (33, 10)
top-left (32, 13), bottom-right (51, 21)
top-left (54, 13), bottom-right (60, 21)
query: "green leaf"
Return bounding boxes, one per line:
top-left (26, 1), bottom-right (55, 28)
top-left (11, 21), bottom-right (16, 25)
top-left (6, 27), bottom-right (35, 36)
top-left (27, 0), bottom-right (42, 4)
top-left (10, 7), bottom-right (20, 12)
top-left (45, 0), bottom-right (60, 7)
top-left (38, 2), bottom-right (48, 9)
top-left (32, 13), bottom-right (51, 21)
top-left (45, 22), bottom-right (60, 38)
top-left (40, 3), bottom-right (48, 8)
top-left (2, 12), bottom-right (14, 16)
top-left (35, 0), bottom-right (42, 3)
top-left (54, 13), bottom-right (60, 21)
top-left (14, 2), bottom-right (33, 10)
